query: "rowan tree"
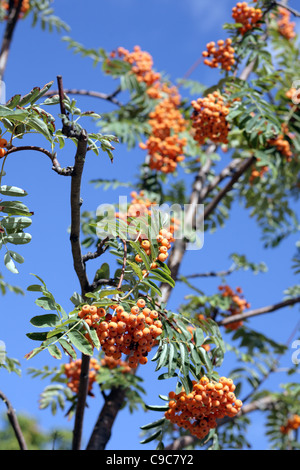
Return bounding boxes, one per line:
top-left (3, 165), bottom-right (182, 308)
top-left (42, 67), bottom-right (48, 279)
top-left (0, 0), bottom-right (300, 451)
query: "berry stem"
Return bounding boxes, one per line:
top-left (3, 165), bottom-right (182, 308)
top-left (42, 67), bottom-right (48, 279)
top-left (117, 239), bottom-right (127, 290)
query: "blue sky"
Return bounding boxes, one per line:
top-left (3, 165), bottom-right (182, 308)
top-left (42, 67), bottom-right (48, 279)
top-left (0, 0), bottom-right (299, 451)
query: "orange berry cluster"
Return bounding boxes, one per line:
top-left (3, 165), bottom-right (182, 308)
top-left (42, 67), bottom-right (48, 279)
top-left (219, 285), bottom-right (250, 330)
top-left (96, 299), bottom-right (163, 370)
top-left (64, 358), bottom-right (100, 395)
top-left (164, 376), bottom-right (243, 440)
top-left (202, 39), bottom-right (235, 71)
top-left (249, 161), bottom-right (269, 184)
top-left (116, 190), bottom-right (179, 271)
top-left (2, 0), bottom-right (30, 17)
top-left (139, 85), bottom-right (187, 174)
top-left (136, 226), bottom-right (178, 274)
top-left (101, 354), bottom-right (132, 373)
top-left (286, 87), bottom-right (300, 105)
top-left (0, 136), bottom-right (7, 158)
top-left (187, 325), bottom-right (210, 352)
top-left (276, 7), bottom-right (296, 40)
top-left (110, 46), bottom-right (161, 92)
top-left (269, 138), bottom-right (293, 162)
top-left (232, 2), bottom-right (263, 35)
top-left (112, 45), bottom-right (187, 174)
top-left (268, 127), bottom-right (293, 162)
top-left (198, 314), bottom-right (208, 323)
top-left (191, 91), bottom-right (230, 146)
top-left (280, 414), bottom-right (300, 435)
top-left (78, 304), bottom-right (106, 327)
top-left (116, 190), bottom-right (153, 223)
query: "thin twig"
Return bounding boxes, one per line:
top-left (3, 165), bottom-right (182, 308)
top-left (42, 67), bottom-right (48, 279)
top-left (44, 87), bottom-right (123, 107)
top-left (179, 264), bottom-right (236, 280)
top-left (4, 145), bottom-right (74, 175)
top-left (117, 239), bottom-right (127, 290)
top-left (0, 389), bottom-right (28, 450)
top-left (90, 278), bottom-right (118, 291)
top-left (57, 75), bottom-right (68, 116)
top-left (82, 237), bottom-right (109, 263)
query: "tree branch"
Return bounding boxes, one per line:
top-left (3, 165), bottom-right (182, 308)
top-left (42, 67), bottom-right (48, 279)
top-left (274, 1), bottom-right (300, 17)
top-left (0, 389), bottom-right (28, 450)
top-left (56, 75), bottom-right (92, 451)
top-left (82, 237), bottom-right (109, 264)
top-left (86, 386), bottom-right (127, 450)
top-left (219, 295), bottom-right (300, 327)
top-left (4, 145), bottom-right (74, 176)
top-left (203, 156), bottom-right (256, 220)
top-left (44, 87), bottom-right (123, 107)
top-left (68, 128), bottom-right (92, 451)
top-left (198, 158), bottom-right (243, 201)
top-left (90, 278), bottom-right (118, 291)
top-left (179, 264), bottom-right (236, 280)
top-left (69, 131), bottom-right (90, 295)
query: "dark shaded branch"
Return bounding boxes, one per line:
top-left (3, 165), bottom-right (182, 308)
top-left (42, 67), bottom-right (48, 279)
top-left (71, 353), bottom-right (91, 451)
top-left (198, 158), bottom-right (243, 201)
top-left (57, 75), bottom-right (91, 451)
top-left (68, 128), bottom-right (92, 451)
top-left (4, 145), bottom-right (74, 176)
top-left (69, 129), bottom-right (91, 452)
top-left (86, 386), bottom-right (127, 450)
top-left (219, 295), bottom-right (300, 327)
top-left (0, 0), bottom-right (23, 82)
top-left (0, 389), bottom-right (28, 450)
top-left (69, 130), bottom-right (90, 295)
top-left (82, 237), bottom-right (109, 264)
top-left (57, 75), bottom-right (68, 116)
top-left (203, 156), bottom-right (256, 220)
top-left (90, 278), bottom-right (118, 291)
